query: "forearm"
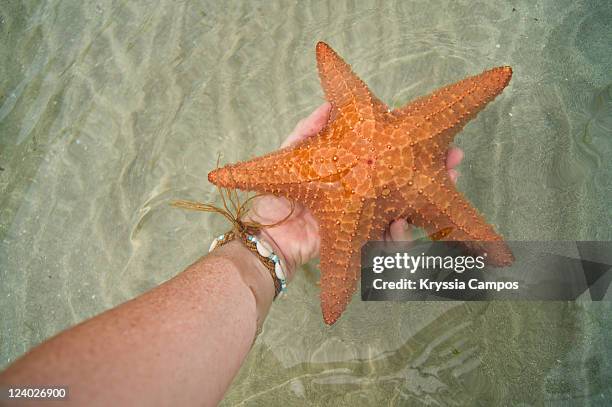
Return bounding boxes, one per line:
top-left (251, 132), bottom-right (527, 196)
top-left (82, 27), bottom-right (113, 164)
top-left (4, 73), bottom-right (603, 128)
top-left (0, 240), bottom-right (274, 407)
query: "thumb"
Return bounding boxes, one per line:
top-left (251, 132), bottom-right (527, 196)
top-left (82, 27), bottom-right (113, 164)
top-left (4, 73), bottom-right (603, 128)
top-left (281, 102), bottom-right (332, 148)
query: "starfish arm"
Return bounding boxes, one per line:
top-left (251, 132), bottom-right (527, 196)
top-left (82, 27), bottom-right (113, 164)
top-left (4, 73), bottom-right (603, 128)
top-left (316, 42), bottom-right (388, 128)
top-left (315, 195), bottom-right (387, 325)
top-left (208, 129), bottom-right (358, 200)
top-left (404, 168), bottom-right (514, 266)
top-left (391, 66), bottom-right (512, 146)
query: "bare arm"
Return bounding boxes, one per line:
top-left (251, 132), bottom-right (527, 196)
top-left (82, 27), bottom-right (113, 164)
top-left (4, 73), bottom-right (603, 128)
top-left (0, 240), bottom-right (274, 406)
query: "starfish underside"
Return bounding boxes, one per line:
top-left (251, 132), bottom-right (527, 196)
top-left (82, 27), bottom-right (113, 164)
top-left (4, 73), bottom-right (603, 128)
top-left (209, 42), bottom-right (514, 325)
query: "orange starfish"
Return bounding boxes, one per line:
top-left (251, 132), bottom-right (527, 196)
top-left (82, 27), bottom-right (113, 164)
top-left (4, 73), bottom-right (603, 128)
top-left (209, 42), bottom-right (514, 325)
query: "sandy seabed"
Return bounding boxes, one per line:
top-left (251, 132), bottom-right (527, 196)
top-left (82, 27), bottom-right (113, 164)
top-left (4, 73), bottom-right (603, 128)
top-left (1, 1), bottom-right (611, 405)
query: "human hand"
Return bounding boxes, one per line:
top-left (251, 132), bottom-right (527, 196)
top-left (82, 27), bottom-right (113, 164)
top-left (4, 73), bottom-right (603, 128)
top-left (246, 103), bottom-right (464, 281)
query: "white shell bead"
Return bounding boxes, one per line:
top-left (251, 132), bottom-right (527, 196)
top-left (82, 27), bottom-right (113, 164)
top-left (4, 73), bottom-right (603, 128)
top-left (275, 262), bottom-right (285, 280)
top-left (256, 240), bottom-right (272, 257)
top-left (208, 239), bottom-right (218, 252)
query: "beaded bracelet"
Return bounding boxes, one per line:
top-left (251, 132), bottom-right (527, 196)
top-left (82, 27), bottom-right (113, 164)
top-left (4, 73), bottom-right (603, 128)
top-left (209, 231), bottom-right (287, 298)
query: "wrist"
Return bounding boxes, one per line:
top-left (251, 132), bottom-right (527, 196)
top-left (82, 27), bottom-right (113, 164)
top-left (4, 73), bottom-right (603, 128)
top-left (245, 211), bottom-right (307, 280)
top-left (209, 240), bottom-right (275, 330)
top-left (255, 226), bottom-right (297, 281)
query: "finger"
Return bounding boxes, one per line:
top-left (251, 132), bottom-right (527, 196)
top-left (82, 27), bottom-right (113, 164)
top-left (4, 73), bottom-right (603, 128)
top-left (281, 102), bottom-right (332, 148)
top-left (448, 168), bottom-right (459, 184)
top-left (446, 147), bottom-right (464, 169)
top-left (389, 218), bottom-right (413, 242)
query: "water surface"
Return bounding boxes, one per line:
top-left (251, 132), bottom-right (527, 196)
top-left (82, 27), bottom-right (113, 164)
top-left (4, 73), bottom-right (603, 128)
top-left (1, 0), bottom-right (611, 405)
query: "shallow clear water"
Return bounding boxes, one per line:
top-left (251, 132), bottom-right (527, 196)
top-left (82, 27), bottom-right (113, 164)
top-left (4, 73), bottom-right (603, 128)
top-left (1, 0), bottom-right (611, 405)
